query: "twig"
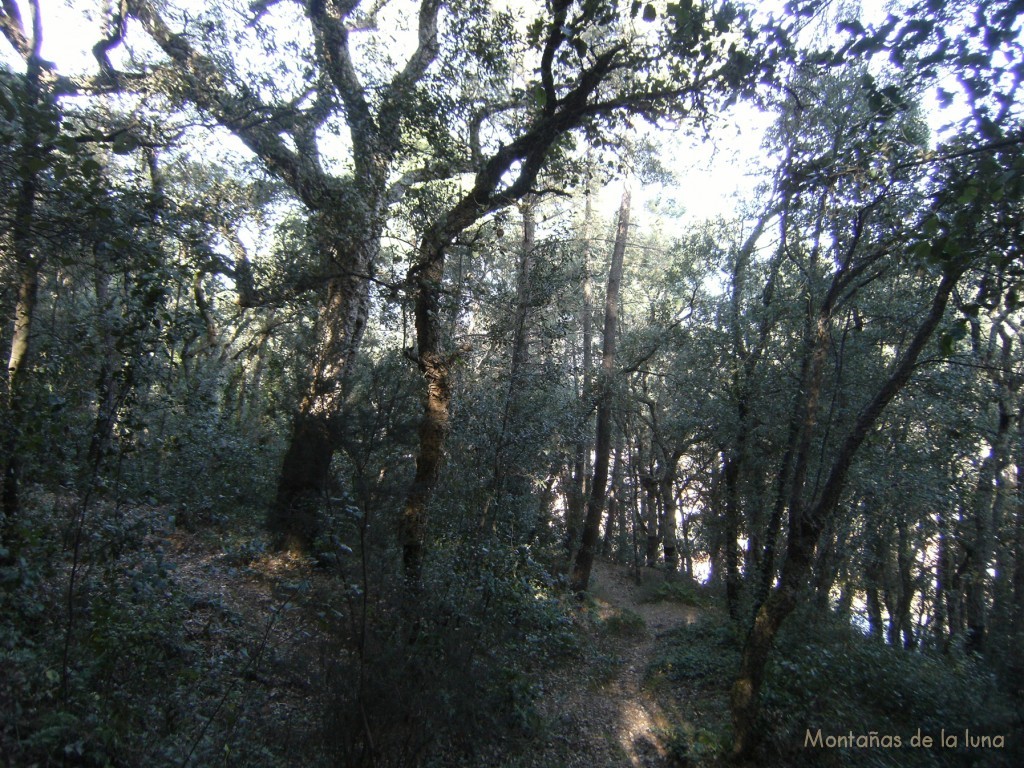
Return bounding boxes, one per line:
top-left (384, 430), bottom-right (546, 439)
top-left (179, 589), bottom-right (295, 768)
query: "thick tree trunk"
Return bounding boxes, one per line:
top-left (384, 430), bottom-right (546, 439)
top-left (571, 186), bottom-right (630, 593)
top-left (269, 224), bottom-right (373, 550)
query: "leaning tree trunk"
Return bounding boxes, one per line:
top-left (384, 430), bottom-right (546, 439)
top-left (571, 185), bottom-right (630, 593)
top-left (730, 269), bottom-right (959, 761)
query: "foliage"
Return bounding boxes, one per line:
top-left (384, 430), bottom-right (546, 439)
top-left (640, 577), bottom-right (713, 608)
top-left (651, 616), bottom-right (742, 687)
top-left (761, 614), bottom-right (1022, 767)
top-left (0, 493), bottom-right (324, 768)
top-left (1, 0), bottom-right (1024, 765)
top-left (601, 606), bottom-right (648, 638)
top-left (318, 540), bottom-right (583, 767)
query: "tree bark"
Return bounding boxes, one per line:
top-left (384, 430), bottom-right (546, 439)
top-left (571, 185), bottom-right (630, 593)
top-left (723, 451), bottom-right (743, 618)
top-left (399, 247), bottom-right (450, 581)
top-left (3, 16), bottom-right (48, 535)
top-left (269, 215), bottom-right (374, 549)
top-left (730, 268), bottom-right (959, 761)
top-left (660, 459), bottom-right (680, 570)
top-left (566, 185), bottom-right (595, 558)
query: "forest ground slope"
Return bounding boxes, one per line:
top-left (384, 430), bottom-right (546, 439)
top-left (521, 560), bottom-right (711, 768)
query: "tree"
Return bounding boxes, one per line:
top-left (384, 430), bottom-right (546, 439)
top-left (108, 0), bottom-right (457, 548)
top-left (570, 184), bottom-right (629, 592)
top-left (1, 0), bottom-right (52, 530)
top-left (395, 0), bottom-right (779, 579)
top-left (729, 104), bottom-right (1024, 768)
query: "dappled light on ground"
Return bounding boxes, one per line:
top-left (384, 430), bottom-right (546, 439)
top-left (592, 562), bottom-right (701, 767)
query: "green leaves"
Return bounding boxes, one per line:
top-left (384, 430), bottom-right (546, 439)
top-left (630, 2), bottom-right (657, 22)
top-left (938, 319), bottom-right (968, 356)
top-left (532, 83), bottom-right (547, 109)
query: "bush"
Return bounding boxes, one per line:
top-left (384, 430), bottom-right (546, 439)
top-left (650, 616), bottom-right (741, 686)
top-left (601, 607), bottom-right (648, 638)
top-left (318, 541), bottom-right (582, 767)
top-left (760, 611), bottom-right (1021, 767)
top-left (640, 577), bottom-right (712, 608)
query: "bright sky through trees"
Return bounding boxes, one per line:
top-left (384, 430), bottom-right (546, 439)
top-left (13, 0), bottom-right (959, 228)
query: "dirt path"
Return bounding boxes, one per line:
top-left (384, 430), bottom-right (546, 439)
top-left (528, 560), bottom-right (701, 768)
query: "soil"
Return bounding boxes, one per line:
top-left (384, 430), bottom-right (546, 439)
top-left (525, 560), bottom-right (703, 768)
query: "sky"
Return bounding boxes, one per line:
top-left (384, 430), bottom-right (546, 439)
top-left (6, 0), bottom-right (953, 230)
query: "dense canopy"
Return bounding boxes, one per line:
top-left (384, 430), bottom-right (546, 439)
top-left (1, 0), bottom-right (1023, 766)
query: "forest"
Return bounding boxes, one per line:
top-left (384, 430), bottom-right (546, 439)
top-left (1, 0), bottom-right (1023, 765)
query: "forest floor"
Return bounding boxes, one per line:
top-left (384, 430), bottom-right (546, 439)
top-left (520, 560), bottom-right (713, 768)
top-left (120, 519), bottom-right (723, 767)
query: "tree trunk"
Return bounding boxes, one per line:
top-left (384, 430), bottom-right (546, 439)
top-left (723, 451), bottom-right (743, 618)
top-left (571, 185), bottom-right (630, 593)
top-left (963, 390), bottom-right (1010, 652)
top-left (895, 518), bottom-right (917, 649)
top-left (660, 462), bottom-right (679, 570)
top-left (644, 470), bottom-right (660, 567)
top-left (565, 187), bottom-right (595, 558)
top-left (1011, 420), bottom-right (1024, 639)
top-left (602, 440), bottom-right (624, 557)
top-left (863, 510), bottom-right (888, 641)
top-left (269, 219), bottom-right (374, 550)
top-left (730, 269), bottom-right (959, 761)
top-left (3, 45), bottom-right (47, 535)
top-left (484, 198), bottom-right (535, 531)
top-left (399, 239), bottom-right (451, 581)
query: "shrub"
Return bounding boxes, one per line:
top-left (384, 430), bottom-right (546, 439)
top-left (318, 541), bottom-right (582, 767)
top-left (760, 611), bottom-right (1021, 767)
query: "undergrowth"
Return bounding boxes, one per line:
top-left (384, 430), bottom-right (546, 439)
top-left (0, 489), bottom-right (318, 768)
top-left (648, 609), bottom-right (1023, 767)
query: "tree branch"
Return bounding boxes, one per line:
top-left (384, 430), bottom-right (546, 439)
top-left (0, 0), bottom-right (32, 60)
top-left (307, 0), bottom-right (375, 158)
top-left (126, 0), bottom-right (332, 209)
